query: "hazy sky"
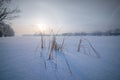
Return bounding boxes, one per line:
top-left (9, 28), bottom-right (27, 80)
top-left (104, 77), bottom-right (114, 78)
top-left (10, 0), bottom-right (120, 35)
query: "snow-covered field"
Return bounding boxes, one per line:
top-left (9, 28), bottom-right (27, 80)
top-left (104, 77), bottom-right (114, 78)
top-left (0, 36), bottom-right (120, 80)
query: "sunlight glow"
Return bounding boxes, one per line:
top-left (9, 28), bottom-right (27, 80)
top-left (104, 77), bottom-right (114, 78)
top-left (36, 23), bottom-right (47, 32)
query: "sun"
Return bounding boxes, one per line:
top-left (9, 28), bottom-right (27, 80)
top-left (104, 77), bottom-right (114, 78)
top-left (36, 23), bottom-right (47, 32)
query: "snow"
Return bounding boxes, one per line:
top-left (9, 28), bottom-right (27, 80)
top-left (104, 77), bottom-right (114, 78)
top-left (0, 36), bottom-right (120, 80)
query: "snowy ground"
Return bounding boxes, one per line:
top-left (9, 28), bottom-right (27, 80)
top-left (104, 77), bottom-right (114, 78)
top-left (0, 36), bottom-right (120, 80)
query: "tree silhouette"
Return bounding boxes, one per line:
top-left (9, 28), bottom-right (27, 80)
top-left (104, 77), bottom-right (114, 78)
top-left (0, 0), bottom-right (19, 37)
top-left (0, 22), bottom-right (14, 37)
top-left (0, 0), bottom-right (20, 21)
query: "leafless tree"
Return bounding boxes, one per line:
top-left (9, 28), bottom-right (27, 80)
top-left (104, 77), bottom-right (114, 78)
top-left (0, 0), bottom-right (20, 37)
top-left (0, 0), bottom-right (20, 22)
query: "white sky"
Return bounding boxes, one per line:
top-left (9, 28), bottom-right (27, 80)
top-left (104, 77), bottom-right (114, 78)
top-left (10, 0), bottom-right (120, 35)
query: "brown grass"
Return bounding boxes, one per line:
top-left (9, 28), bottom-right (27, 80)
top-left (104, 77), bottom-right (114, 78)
top-left (48, 36), bottom-right (56, 60)
top-left (77, 38), bottom-right (82, 52)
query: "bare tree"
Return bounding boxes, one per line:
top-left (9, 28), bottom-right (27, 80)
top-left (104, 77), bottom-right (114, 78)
top-left (0, 0), bottom-right (20, 37)
top-left (0, 0), bottom-right (20, 22)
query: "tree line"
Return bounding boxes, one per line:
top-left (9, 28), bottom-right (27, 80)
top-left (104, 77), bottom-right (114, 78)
top-left (61, 28), bottom-right (120, 36)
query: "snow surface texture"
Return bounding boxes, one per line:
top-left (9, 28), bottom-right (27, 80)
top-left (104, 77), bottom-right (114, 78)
top-left (0, 36), bottom-right (120, 80)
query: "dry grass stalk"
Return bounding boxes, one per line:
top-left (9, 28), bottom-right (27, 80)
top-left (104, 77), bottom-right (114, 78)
top-left (59, 37), bottom-right (65, 51)
top-left (48, 28), bottom-right (62, 60)
top-left (41, 34), bottom-right (44, 49)
top-left (40, 31), bottom-right (46, 49)
top-left (77, 37), bottom-right (100, 58)
top-left (77, 38), bottom-right (82, 52)
top-left (48, 36), bottom-right (57, 60)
